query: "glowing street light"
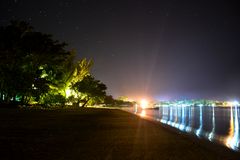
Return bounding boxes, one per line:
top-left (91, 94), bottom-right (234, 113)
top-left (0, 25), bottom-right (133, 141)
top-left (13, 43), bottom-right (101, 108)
top-left (140, 99), bottom-right (148, 109)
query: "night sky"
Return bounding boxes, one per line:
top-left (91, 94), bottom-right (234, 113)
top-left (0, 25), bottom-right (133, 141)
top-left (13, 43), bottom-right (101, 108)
top-left (1, 0), bottom-right (240, 101)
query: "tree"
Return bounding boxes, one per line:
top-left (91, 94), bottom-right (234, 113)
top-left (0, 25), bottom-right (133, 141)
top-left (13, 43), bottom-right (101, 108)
top-left (62, 57), bottom-right (93, 98)
top-left (0, 20), bottom-right (72, 104)
top-left (0, 21), bottom-right (33, 103)
top-left (71, 75), bottom-right (107, 107)
top-left (104, 95), bottom-right (115, 106)
top-left (0, 20), bottom-right (107, 107)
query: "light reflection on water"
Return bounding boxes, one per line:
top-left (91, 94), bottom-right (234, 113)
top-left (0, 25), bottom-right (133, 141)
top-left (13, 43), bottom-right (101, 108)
top-left (225, 106), bottom-right (239, 150)
top-left (208, 105), bottom-right (215, 141)
top-left (132, 105), bottom-right (240, 151)
top-left (196, 106), bottom-right (203, 137)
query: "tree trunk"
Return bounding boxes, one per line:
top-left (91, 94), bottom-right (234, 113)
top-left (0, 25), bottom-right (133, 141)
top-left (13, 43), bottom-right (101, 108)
top-left (81, 99), bottom-right (90, 107)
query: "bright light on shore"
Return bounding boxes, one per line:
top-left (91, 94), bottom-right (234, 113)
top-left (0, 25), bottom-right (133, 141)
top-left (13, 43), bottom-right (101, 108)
top-left (227, 101), bottom-right (239, 106)
top-left (140, 99), bottom-right (148, 108)
top-left (232, 101), bottom-right (239, 106)
top-left (140, 110), bottom-right (146, 117)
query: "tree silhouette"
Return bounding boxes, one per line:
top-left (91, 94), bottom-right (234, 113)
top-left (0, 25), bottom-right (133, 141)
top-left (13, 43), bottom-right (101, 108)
top-left (71, 75), bottom-right (107, 107)
top-left (0, 21), bottom-right (71, 104)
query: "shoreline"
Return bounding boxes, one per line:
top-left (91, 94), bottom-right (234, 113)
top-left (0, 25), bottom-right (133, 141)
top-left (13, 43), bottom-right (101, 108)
top-left (122, 108), bottom-right (240, 154)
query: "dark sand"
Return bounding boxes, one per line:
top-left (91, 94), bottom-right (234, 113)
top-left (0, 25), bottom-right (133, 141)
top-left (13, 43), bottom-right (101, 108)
top-left (0, 107), bottom-right (239, 160)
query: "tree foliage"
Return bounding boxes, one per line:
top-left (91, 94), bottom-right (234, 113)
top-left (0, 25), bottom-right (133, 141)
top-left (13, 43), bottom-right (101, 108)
top-left (62, 57), bottom-right (93, 98)
top-left (0, 21), bottom-right (72, 104)
top-left (71, 75), bottom-right (107, 107)
top-left (0, 20), bottom-right (107, 107)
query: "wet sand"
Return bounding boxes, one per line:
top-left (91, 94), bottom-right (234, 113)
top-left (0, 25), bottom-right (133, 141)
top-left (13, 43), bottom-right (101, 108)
top-left (0, 107), bottom-right (239, 160)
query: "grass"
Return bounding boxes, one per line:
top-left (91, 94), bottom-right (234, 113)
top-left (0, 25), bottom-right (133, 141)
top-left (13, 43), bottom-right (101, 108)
top-left (0, 107), bottom-right (239, 160)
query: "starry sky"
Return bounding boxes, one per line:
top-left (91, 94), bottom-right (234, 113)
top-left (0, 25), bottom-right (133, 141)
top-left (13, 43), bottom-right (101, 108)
top-left (1, 0), bottom-right (240, 101)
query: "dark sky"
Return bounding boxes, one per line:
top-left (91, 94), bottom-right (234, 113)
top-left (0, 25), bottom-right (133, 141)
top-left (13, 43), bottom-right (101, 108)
top-left (1, 0), bottom-right (240, 101)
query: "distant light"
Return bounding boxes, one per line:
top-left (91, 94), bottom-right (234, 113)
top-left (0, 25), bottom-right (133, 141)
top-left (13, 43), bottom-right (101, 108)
top-left (227, 102), bottom-right (233, 106)
top-left (232, 101), bottom-right (239, 106)
top-left (140, 99), bottom-right (148, 108)
top-left (227, 101), bottom-right (239, 106)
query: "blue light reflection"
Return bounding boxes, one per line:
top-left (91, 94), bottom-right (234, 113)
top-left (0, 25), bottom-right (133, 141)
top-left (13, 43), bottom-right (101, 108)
top-left (144, 105), bottom-right (240, 151)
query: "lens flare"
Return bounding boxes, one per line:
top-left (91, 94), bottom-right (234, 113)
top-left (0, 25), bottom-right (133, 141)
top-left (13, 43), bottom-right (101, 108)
top-left (140, 99), bottom-right (148, 109)
top-left (140, 110), bottom-right (146, 117)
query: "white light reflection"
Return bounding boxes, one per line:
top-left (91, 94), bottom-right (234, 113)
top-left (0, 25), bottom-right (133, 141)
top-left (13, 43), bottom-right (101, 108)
top-left (208, 105), bottom-right (215, 141)
top-left (173, 107), bottom-right (178, 128)
top-left (179, 106), bottom-right (186, 131)
top-left (185, 106), bottom-right (192, 132)
top-left (167, 106), bottom-right (173, 125)
top-left (161, 106), bottom-right (168, 124)
top-left (174, 107), bottom-right (181, 128)
top-left (196, 105), bottom-right (203, 137)
top-left (233, 106), bottom-right (239, 148)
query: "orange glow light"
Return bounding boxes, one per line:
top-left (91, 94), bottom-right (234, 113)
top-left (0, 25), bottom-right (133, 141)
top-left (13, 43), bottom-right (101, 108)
top-left (140, 99), bottom-right (148, 108)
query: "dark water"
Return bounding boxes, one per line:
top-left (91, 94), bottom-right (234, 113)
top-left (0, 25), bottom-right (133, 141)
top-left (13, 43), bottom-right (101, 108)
top-left (127, 106), bottom-right (240, 151)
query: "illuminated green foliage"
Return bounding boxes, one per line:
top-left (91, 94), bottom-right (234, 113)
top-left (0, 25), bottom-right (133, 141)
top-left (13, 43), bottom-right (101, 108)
top-left (41, 93), bottom-right (66, 107)
top-left (0, 21), bottom-right (73, 104)
top-left (62, 57), bottom-right (93, 98)
top-left (71, 75), bottom-right (107, 107)
top-left (0, 20), bottom-right (107, 107)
